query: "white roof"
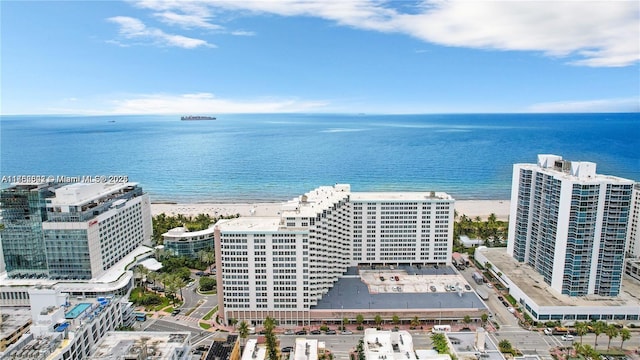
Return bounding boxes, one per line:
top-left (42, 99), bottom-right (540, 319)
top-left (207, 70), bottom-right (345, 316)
top-left (139, 258), bottom-right (163, 271)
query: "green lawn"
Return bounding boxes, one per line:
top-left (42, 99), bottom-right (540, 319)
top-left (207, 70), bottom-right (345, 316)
top-left (203, 306), bottom-right (218, 321)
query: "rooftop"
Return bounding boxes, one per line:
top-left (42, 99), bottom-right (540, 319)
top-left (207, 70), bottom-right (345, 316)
top-left (89, 331), bottom-right (190, 359)
top-left (49, 182), bottom-right (138, 206)
top-left (478, 247), bottom-right (640, 307)
top-left (313, 266), bottom-right (486, 311)
top-left (350, 192), bottom-right (453, 202)
top-left (0, 308), bottom-right (32, 341)
top-left (363, 328), bottom-right (416, 360)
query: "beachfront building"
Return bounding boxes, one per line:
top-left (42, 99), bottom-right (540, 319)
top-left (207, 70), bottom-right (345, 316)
top-left (214, 184), bottom-right (457, 325)
top-left (0, 183), bottom-right (57, 278)
top-left (42, 182), bottom-right (152, 280)
top-left (476, 247), bottom-right (640, 324)
top-left (507, 154), bottom-right (634, 296)
top-left (0, 182), bottom-right (152, 280)
top-left (162, 226), bottom-right (215, 257)
top-left (627, 183), bottom-right (640, 258)
top-left (0, 181), bottom-right (155, 304)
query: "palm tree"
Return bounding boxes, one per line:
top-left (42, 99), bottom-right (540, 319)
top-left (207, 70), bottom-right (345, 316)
top-left (480, 313), bottom-right (488, 326)
top-left (392, 315), bottom-right (400, 326)
top-left (463, 315), bottom-right (472, 325)
top-left (592, 321), bottom-right (606, 349)
top-left (619, 328), bottom-right (631, 350)
top-left (147, 271), bottom-right (158, 286)
top-left (411, 316), bottom-right (420, 328)
top-left (575, 321), bottom-right (588, 344)
top-left (605, 324), bottom-right (619, 350)
top-left (356, 314), bottom-right (364, 328)
top-left (238, 320), bottom-right (250, 347)
top-left (263, 317), bottom-right (278, 360)
top-left (498, 339), bottom-right (512, 353)
top-left (203, 251), bottom-right (216, 273)
top-left (374, 314), bottom-right (383, 328)
top-left (174, 276), bottom-right (187, 302)
top-left (342, 317), bottom-right (349, 330)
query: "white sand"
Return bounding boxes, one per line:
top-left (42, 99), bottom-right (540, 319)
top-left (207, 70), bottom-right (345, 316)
top-left (151, 200), bottom-right (510, 221)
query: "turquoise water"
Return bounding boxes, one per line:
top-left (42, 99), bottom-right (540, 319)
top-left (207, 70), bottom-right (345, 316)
top-left (65, 303), bottom-right (91, 319)
top-left (1, 113), bottom-right (638, 201)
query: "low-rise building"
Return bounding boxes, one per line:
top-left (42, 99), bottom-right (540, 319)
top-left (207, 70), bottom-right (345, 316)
top-left (163, 226), bottom-right (215, 257)
top-left (89, 331), bottom-right (192, 359)
top-left (476, 247), bottom-right (640, 324)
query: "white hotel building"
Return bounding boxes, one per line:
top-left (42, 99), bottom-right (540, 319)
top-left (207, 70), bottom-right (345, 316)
top-left (214, 184), bottom-right (454, 324)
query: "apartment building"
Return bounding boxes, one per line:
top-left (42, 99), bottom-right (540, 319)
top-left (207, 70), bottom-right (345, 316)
top-left (214, 184), bottom-right (454, 324)
top-left (507, 154), bottom-right (635, 296)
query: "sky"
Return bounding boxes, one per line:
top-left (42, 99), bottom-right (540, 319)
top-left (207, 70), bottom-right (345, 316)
top-left (1, 0), bottom-right (639, 115)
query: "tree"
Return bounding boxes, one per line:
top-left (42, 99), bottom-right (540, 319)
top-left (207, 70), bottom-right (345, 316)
top-left (575, 321), bottom-right (588, 344)
top-left (480, 313), bottom-right (488, 326)
top-left (619, 328), bottom-right (631, 350)
top-left (203, 251), bottom-right (216, 273)
top-left (374, 314), bottom-right (383, 328)
top-left (498, 339), bottom-right (512, 353)
top-left (342, 317), bottom-right (349, 330)
top-left (238, 320), bottom-right (250, 346)
top-left (263, 317), bottom-right (279, 360)
top-left (392, 315), bottom-right (400, 326)
top-left (605, 324), bottom-right (619, 350)
top-left (463, 315), bottom-right (472, 325)
top-left (411, 316), bottom-right (420, 328)
top-left (592, 321), bottom-right (606, 349)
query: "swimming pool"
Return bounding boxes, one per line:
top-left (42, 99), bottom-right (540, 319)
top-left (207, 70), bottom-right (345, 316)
top-left (65, 303), bottom-right (91, 319)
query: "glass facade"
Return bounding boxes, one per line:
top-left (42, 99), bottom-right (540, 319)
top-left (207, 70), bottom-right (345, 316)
top-left (0, 184), bottom-right (55, 278)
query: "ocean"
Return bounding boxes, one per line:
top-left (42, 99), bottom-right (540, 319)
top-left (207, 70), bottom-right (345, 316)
top-left (1, 113), bottom-right (638, 202)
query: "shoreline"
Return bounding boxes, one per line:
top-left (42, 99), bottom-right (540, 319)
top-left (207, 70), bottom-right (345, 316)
top-left (150, 199), bottom-right (511, 221)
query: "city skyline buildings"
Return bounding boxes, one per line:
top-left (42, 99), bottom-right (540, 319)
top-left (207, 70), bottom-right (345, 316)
top-left (507, 154), bottom-right (635, 297)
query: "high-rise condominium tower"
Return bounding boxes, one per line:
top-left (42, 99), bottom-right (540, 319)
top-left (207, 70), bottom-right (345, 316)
top-left (507, 154), bottom-right (634, 296)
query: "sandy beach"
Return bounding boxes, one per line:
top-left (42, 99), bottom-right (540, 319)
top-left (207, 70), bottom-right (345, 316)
top-left (151, 199), bottom-right (510, 221)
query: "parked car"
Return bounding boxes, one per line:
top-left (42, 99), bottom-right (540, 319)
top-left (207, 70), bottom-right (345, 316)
top-left (497, 296), bottom-right (504, 301)
top-left (281, 347), bottom-right (294, 353)
top-left (464, 285), bottom-right (471, 290)
top-left (195, 271), bottom-right (205, 276)
top-left (395, 276), bottom-right (399, 281)
top-left (341, 330), bottom-right (353, 335)
top-left (380, 276), bottom-right (385, 281)
top-left (325, 330), bottom-right (337, 335)
top-left (502, 301), bottom-right (510, 307)
top-left (310, 330), bottom-right (321, 335)
top-left (171, 309), bottom-right (180, 316)
top-left (283, 329), bottom-right (295, 335)
top-left (561, 335), bottom-right (574, 341)
top-left (295, 330), bottom-right (307, 335)
top-left (430, 286), bottom-right (437, 292)
top-left (507, 307), bottom-right (515, 313)
top-left (486, 283), bottom-right (493, 289)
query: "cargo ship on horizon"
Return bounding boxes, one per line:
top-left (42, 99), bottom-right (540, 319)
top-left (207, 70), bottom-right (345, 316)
top-left (181, 115), bottom-right (216, 120)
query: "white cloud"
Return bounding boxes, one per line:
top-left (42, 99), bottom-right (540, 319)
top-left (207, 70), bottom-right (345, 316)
top-left (528, 97), bottom-right (640, 113)
top-left (231, 30), bottom-right (256, 36)
top-left (128, 0), bottom-right (639, 67)
top-left (153, 11), bottom-right (223, 30)
top-left (107, 16), bottom-right (214, 48)
top-left (109, 92), bottom-right (328, 114)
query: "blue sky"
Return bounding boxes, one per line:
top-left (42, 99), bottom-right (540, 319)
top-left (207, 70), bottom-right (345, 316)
top-left (1, 0), bottom-right (639, 115)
